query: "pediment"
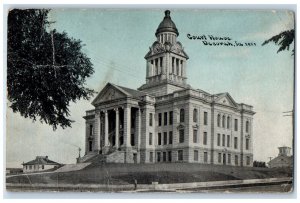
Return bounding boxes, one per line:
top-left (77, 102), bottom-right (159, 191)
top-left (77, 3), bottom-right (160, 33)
top-left (92, 83), bottom-right (128, 105)
top-left (215, 93), bottom-right (238, 108)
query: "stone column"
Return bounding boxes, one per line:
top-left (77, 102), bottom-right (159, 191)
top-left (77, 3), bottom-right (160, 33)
top-left (115, 108), bottom-right (119, 149)
top-left (136, 108), bottom-right (141, 150)
top-left (104, 110), bottom-right (109, 147)
top-left (123, 105), bottom-right (131, 147)
top-left (95, 111), bottom-right (101, 153)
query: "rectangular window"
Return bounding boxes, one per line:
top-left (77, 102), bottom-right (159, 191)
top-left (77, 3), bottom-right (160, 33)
top-left (246, 156), bottom-right (250, 165)
top-left (131, 134), bottom-right (135, 146)
top-left (89, 124), bottom-right (93, 136)
top-left (204, 152), bottom-right (208, 163)
top-left (42, 165), bottom-right (44, 169)
top-left (193, 129), bottom-right (198, 143)
top-left (217, 134), bottom-right (221, 146)
top-left (169, 131), bottom-right (173, 144)
top-left (169, 111), bottom-right (173, 125)
top-left (234, 119), bottom-right (238, 131)
top-left (163, 132), bottom-right (168, 145)
top-left (227, 135), bottom-right (230, 147)
top-left (194, 150), bottom-right (199, 161)
top-left (228, 154), bottom-right (231, 164)
top-left (246, 138), bottom-right (250, 150)
top-left (178, 150), bottom-right (183, 161)
top-left (218, 153), bottom-right (222, 163)
top-left (204, 112), bottom-right (208, 125)
top-left (149, 133), bottom-right (153, 145)
top-left (149, 113), bottom-right (153, 126)
top-left (222, 134), bottom-right (225, 146)
top-left (179, 129), bottom-right (184, 143)
top-left (163, 152), bottom-right (167, 162)
top-left (235, 155), bottom-right (238, 165)
top-left (203, 132), bottom-right (207, 145)
top-left (168, 151), bottom-right (172, 162)
top-left (164, 112), bottom-right (168, 125)
top-left (158, 133), bottom-right (161, 145)
top-left (157, 152), bottom-right (161, 162)
top-left (234, 137), bottom-right (238, 149)
top-left (158, 113), bottom-right (162, 126)
top-left (150, 152), bottom-right (153, 162)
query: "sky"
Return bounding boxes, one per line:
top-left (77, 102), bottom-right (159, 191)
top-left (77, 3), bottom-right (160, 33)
top-left (6, 9), bottom-right (294, 167)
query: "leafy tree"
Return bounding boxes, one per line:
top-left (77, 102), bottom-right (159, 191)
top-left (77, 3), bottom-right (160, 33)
top-left (7, 9), bottom-right (95, 130)
top-left (262, 29), bottom-right (295, 55)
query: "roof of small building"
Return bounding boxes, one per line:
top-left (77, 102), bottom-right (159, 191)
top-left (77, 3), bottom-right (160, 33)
top-left (22, 156), bottom-right (61, 166)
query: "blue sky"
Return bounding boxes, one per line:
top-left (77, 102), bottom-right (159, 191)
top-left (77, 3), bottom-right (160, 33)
top-left (6, 9), bottom-right (294, 167)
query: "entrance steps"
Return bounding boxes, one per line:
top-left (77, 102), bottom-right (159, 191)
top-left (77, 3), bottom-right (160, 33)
top-left (54, 162), bottom-right (91, 173)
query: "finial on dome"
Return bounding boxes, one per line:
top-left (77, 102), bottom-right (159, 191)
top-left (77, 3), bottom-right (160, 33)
top-left (165, 10), bottom-right (171, 17)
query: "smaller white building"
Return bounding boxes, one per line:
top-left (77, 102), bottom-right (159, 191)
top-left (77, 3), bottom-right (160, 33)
top-left (22, 156), bottom-right (61, 173)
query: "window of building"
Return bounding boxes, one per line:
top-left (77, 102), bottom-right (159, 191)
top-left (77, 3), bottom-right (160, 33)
top-left (204, 112), bottom-right (208, 125)
top-left (246, 138), bottom-right (250, 150)
top-left (217, 114), bottom-right (221, 127)
top-left (168, 151), bottom-right (172, 162)
top-left (164, 132), bottom-right (168, 145)
top-left (131, 134), bottom-right (135, 146)
top-left (193, 108), bottom-right (198, 122)
top-left (150, 152), bottom-right (153, 162)
top-left (169, 131), bottom-right (173, 144)
top-left (157, 152), bottom-right (161, 162)
top-left (178, 150), bottom-right (183, 161)
top-left (164, 112), bottom-right (168, 126)
top-left (246, 156), bottom-right (250, 165)
top-left (42, 165), bottom-right (44, 169)
top-left (180, 109), bottom-right (185, 123)
top-left (246, 121), bottom-right (249, 133)
top-left (227, 116), bottom-right (230, 129)
top-left (89, 124), bottom-right (93, 136)
top-left (222, 115), bottom-right (225, 128)
top-left (228, 154), bottom-right (231, 164)
top-left (234, 137), bottom-right (238, 149)
top-left (163, 152), bottom-right (167, 162)
top-left (158, 133), bottom-right (161, 145)
top-left (218, 153), bottom-right (222, 163)
top-left (203, 132), bottom-right (207, 145)
top-left (149, 133), bottom-right (153, 145)
top-left (235, 155), bottom-right (238, 165)
top-left (222, 134), bottom-right (225, 147)
top-left (169, 111), bottom-right (173, 125)
top-left (194, 150), bottom-right (199, 161)
top-left (217, 134), bottom-right (221, 146)
top-left (204, 152), bottom-right (208, 163)
top-left (179, 129), bottom-right (184, 143)
top-left (158, 113), bottom-right (162, 126)
top-left (89, 141), bottom-right (93, 152)
top-left (29, 165), bottom-right (32, 170)
top-left (193, 129), bottom-right (198, 143)
top-left (149, 113), bottom-right (153, 126)
top-left (234, 119), bottom-right (238, 131)
top-left (227, 135), bottom-right (230, 147)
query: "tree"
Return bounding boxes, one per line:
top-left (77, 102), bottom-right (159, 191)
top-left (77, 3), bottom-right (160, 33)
top-left (7, 9), bottom-right (95, 130)
top-left (262, 29), bottom-right (295, 55)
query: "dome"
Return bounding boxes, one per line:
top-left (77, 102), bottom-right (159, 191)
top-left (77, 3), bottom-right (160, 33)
top-left (155, 10), bottom-right (179, 36)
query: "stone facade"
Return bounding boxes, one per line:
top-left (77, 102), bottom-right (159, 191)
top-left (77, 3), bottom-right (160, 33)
top-left (81, 10), bottom-right (255, 167)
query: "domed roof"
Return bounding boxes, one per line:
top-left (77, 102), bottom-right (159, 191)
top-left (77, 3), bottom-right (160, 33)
top-left (155, 10), bottom-right (179, 36)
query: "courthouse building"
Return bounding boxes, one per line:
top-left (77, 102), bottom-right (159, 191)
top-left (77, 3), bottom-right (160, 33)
top-left (79, 10), bottom-right (255, 166)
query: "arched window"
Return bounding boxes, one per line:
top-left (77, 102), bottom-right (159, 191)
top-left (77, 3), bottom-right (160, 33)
top-left (227, 116), bottom-right (230, 129)
top-left (217, 114), bottom-right (221, 127)
top-left (222, 115), bottom-right (225, 128)
top-left (180, 108), bottom-right (185, 123)
top-left (246, 121), bottom-right (249, 133)
top-left (193, 108), bottom-right (198, 123)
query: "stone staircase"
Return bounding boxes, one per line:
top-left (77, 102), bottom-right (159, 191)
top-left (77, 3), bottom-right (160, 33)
top-left (77, 153), bottom-right (97, 163)
top-left (54, 162), bottom-right (91, 173)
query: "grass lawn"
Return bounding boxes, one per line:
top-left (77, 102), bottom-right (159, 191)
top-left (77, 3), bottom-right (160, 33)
top-left (6, 163), bottom-right (292, 185)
